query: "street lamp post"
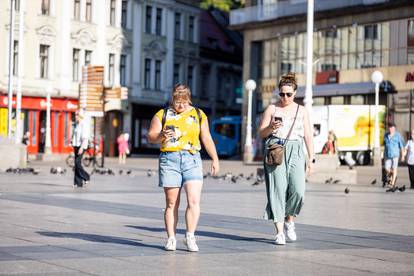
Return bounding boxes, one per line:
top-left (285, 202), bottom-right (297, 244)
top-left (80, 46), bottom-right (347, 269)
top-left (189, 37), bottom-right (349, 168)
top-left (243, 79), bottom-right (256, 164)
top-left (7, 0), bottom-right (15, 139)
top-left (371, 70), bottom-right (383, 166)
top-left (15, 0), bottom-right (25, 144)
top-left (304, 0), bottom-right (314, 119)
top-left (45, 86), bottom-right (52, 154)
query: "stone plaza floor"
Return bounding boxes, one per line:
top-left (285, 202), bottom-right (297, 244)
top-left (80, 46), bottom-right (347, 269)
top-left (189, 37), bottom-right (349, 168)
top-left (0, 158), bottom-right (413, 275)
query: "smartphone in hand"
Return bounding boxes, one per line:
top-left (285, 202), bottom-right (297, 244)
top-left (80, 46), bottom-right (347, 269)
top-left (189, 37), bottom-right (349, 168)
top-left (273, 116), bottom-right (283, 122)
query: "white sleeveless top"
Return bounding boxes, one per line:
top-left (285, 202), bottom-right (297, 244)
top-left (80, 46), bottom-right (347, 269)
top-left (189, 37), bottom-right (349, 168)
top-left (272, 105), bottom-right (304, 140)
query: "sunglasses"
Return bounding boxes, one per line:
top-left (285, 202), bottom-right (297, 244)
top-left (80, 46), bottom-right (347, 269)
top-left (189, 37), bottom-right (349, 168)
top-left (279, 92), bottom-right (293, 98)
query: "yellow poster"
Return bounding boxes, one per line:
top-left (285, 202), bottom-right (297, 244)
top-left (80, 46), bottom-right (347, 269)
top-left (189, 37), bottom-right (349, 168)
top-left (0, 108), bottom-right (7, 137)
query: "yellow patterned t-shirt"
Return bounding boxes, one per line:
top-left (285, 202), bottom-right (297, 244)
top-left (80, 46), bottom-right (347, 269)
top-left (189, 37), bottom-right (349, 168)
top-left (155, 107), bottom-right (207, 153)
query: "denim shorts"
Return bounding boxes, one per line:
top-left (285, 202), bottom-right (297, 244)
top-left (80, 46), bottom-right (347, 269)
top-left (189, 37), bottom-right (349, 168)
top-left (159, 151), bottom-right (203, 188)
top-left (384, 157), bottom-right (399, 170)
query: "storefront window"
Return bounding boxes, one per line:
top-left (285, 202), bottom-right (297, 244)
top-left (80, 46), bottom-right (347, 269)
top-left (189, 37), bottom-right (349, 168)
top-left (331, 96), bottom-right (344, 105)
top-left (408, 19), bottom-right (414, 64)
top-left (313, 97), bottom-right (325, 106)
top-left (53, 112), bottom-right (58, 147)
top-left (31, 112), bottom-right (37, 145)
top-left (350, 95), bottom-right (365, 105)
top-left (64, 113), bottom-right (69, 147)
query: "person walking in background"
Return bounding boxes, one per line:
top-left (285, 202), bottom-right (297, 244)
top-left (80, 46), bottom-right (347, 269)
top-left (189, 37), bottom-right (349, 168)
top-left (71, 110), bottom-right (90, 188)
top-left (22, 131), bottom-right (30, 162)
top-left (147, 84), bottom-right (220, 252)
top-left (117, 133), bottom-right (129, 164)
top-left (383, 123), bottom-right (405, 192)
top-left (322, 132), bottom-right (336, 155)
top-left (402, 129), bottom-right (414, 189)
top-left (258, 73), bottom-right (314, 245)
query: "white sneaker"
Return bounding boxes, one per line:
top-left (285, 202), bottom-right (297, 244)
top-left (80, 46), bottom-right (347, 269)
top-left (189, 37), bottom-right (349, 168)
top-left (284, 221), bottom-right (297, 242)
top-left (164, 237), bottom-right (176, 251)
top-left (184, 235), bottom-right (199, 252)
top-left (275, 233), bottom-right (286, 245)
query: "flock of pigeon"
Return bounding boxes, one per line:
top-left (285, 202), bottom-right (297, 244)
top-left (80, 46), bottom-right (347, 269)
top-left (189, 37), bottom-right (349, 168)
top-left (4, 167), bottom-right (40, 175)
top-left (202, 172), bottom-right (265, 186)
top-left (4, 166), bottom-right (407, 193)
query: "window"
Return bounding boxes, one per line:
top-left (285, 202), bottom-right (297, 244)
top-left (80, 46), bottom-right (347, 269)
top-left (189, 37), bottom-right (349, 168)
top-left (350, 95), bottom-right (365, 105)
top-left (13, 41), bottom-right (18, 76)
top-left (174, 13), bottom-right (181, 40)
top-left (321, 64), bottom-right (337, 71)
top-left (41, 0), bottom-right (50, 15)
top-left (32, 112), bottom-right (37, 145)
top-left (110, 0), bottom-right (116, 26)
top-left (155, 60), bottom-right (161, 90)
top-left (145, 6), bottom-right (152, 33)
top-left (364, 24), bottom-right (378, 40)
top-left (173, 63), bottom-right (180, 85)
top-left (188, 16), bottom-right (194, 42)
top-left (73, 49), bottom-right (80, 81)
top-left (85, 50), bottom-right (92, 65)
top-left (39, 45), bottom-right (49, 79)
top-left (144, 59), bottom-right (151, 88)
top-left (214, 124), bottom-right (236, 139)
top-left (188, 65), bottom-right (194, 91)
top-left (156, 8), bottom-right (162, 36)
top-left (15, 0), bottom-right (20, 11)
top-left (408, 20), bottom-right (414, 64)
top-left (120, 55), bottom-right (126, 86)
top-left (64, 113), bottom-right (69, 146)
top-left (86, 0), bottom-right (92, 22)
top-left (121, 0), bottom-right (128, 28)
top-left (263, 39), bottom-right (279, 78)
top-left (108, 54), bottom-right (115, 84)
top-left (281, 63), bottom-right (292, 74)
top-left (330, 96), bottom-right (344, 105)
top-left (74, 0), bottom-right (80, 20)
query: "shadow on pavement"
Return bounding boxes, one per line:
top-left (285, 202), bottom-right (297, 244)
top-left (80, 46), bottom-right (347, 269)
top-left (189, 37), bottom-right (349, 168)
top-left (36, 231), bottom-right (165, 251)
top-left (125, 225), bottom-right (274, 245)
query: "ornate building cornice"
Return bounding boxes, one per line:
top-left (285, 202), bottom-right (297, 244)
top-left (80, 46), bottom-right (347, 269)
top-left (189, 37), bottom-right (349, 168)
top-left (71, 28), bottom-right (97, 47)
top-left (144, 40), bottom-right (167, 59)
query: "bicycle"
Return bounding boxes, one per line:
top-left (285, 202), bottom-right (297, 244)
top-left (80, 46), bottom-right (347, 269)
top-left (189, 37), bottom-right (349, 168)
top-left (65, 143), bottom-right (102, 168)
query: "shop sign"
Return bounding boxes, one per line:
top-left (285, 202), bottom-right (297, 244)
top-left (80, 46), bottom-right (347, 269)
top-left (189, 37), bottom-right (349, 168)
top-left (80, 66), bottom-right (104, 117)
top-left (406, 72), bottom-right (414, 82)
top-left (0, 95), bottom-right (78, 111)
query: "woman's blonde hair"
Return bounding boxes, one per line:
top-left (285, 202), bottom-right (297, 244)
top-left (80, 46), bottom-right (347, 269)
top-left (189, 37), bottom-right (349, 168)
top-left (171, 84), bottom-right (192, 105)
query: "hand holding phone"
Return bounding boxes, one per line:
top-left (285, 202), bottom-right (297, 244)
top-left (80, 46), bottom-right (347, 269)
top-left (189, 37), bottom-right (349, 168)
top-left (270, 116), bottom-right (283, 130)
top-left (273, 116), bottom-right (283, 122)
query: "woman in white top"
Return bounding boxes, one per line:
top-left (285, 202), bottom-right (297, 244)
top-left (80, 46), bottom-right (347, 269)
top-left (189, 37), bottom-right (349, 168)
top-left (258, 73), bottom-right (314, 245)
top-left (402, 129), bottom-right (414, 189)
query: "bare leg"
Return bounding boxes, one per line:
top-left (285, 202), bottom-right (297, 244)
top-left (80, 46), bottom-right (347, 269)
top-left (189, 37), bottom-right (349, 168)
top-left (184, 181), bottom-right (203, 233)
top-left (274, 222), bottom-right (284, 235)
top-left (164, 187), bottom-right (181, 238)
top-left (391, 168), bottom-right (398, 187)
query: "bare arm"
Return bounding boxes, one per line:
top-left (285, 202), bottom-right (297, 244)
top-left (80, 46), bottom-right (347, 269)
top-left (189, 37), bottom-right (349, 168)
top-left (147, 115), bottom-right (174, 144)
top-left (200, 119), bottom-right (220, 175)
top-left (303, 107), bottom-right (314, 174)
top-left (258, 105), bottom-right (281, 139)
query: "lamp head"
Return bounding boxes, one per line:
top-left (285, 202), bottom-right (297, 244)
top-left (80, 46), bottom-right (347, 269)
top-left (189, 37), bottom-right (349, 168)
top-left (245, 79), bottom-right (256, 91)
top-left (371, 71), bottom-right (384, 84)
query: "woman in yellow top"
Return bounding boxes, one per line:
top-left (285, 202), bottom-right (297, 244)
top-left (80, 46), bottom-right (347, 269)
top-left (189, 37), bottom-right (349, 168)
top-left (148, 84), bottom-right (220, 252)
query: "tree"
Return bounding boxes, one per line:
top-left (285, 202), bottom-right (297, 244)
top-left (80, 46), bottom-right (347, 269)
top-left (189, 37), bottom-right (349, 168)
top-left (200, 0), bottom-right (244, 12)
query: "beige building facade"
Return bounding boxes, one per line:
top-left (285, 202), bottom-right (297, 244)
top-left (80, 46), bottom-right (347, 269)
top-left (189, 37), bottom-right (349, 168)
top-left (0, 0), bottom-right (202, 155)
top-left (230, 0), bottom-right (414, 145)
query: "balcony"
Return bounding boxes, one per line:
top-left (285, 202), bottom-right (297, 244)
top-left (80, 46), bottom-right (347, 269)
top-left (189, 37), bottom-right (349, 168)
top-left (230, 0), bottom-right (389, 26)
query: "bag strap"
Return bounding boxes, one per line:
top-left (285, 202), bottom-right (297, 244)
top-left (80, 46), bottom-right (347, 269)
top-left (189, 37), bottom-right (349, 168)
top-left (283, 105), bottom-right (300, 146)
top-left (161, 107), bottom-right (168, 129)
top-left (195, 107), bottom-right (202, 133)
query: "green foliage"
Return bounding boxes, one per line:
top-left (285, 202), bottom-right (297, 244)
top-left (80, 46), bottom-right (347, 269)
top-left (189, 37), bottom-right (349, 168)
top-left (200, 0), bottom-right (243, 12)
